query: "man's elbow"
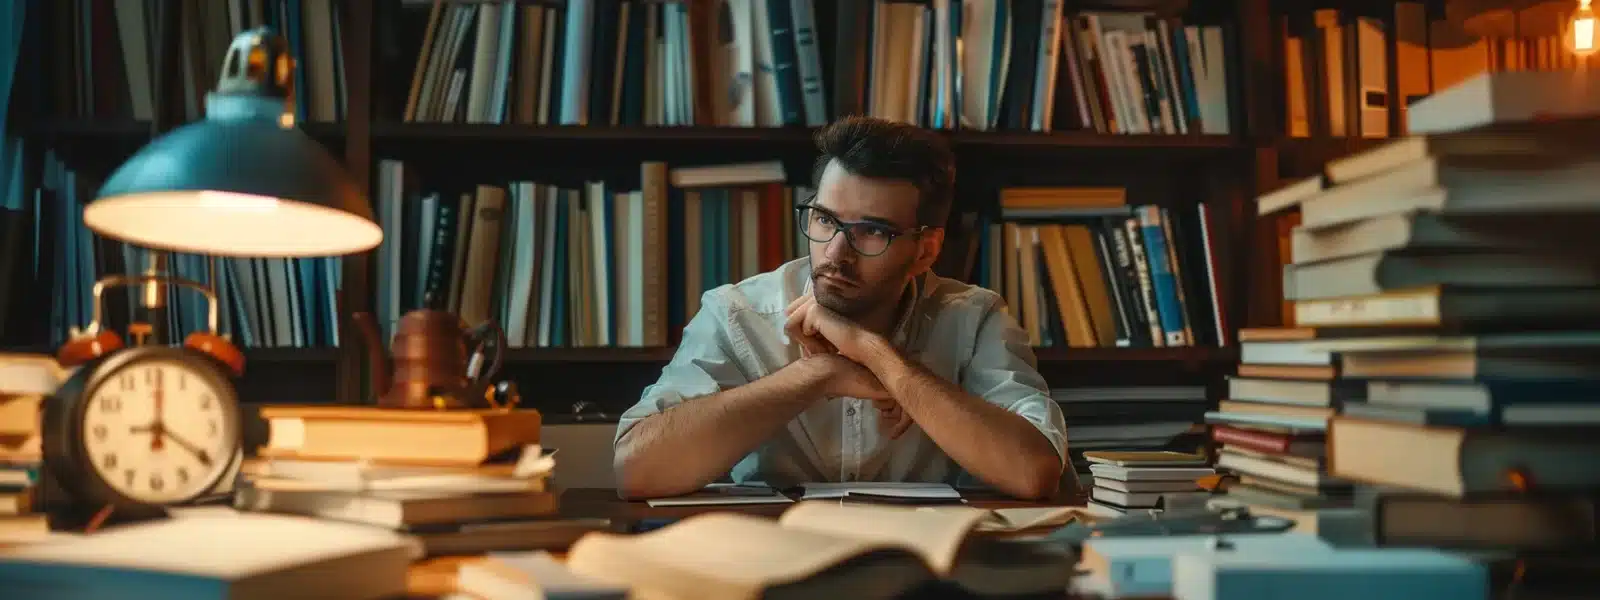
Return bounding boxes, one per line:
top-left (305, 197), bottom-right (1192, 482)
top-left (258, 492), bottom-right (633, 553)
top-left (612, 438), bottom-right (702, 500)
top-left (1014, 454), bottom-right (1064, 501)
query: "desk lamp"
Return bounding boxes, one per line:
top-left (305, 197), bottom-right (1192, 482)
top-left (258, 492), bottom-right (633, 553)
top-left (43, 27), bottom-right (382, 531)
top-left (83, 27), bottom-right (381, 257)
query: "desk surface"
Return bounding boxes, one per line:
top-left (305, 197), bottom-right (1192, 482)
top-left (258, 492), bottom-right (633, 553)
top-left (406, 487), bottom-right (1082, 598)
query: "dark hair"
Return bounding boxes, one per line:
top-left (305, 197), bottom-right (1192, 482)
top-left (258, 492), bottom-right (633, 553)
top-left (811, 116), bottom-right (956, 228)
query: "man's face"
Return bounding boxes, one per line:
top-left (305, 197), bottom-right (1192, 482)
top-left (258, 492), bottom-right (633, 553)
top-left (805, 160), bottom-right (937, 318)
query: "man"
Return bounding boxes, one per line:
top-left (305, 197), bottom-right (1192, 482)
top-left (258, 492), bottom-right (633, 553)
top-left (613, 116), bottom-right (1068, 500)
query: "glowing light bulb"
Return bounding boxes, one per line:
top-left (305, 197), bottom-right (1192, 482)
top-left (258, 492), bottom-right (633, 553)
top-left (1570, 0), bottom-right (1597, 55)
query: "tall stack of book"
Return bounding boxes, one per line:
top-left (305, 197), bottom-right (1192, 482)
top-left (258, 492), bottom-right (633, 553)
top-left (1205, 327), bottom-right (1360, 532)
top-left (234, 406), bottom-right (604, 557)
top-left (1267, 70), bottom-right (1600, 585)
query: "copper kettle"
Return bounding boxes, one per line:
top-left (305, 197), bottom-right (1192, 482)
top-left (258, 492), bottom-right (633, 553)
top-left (352, 308), bottom-right (506, 410)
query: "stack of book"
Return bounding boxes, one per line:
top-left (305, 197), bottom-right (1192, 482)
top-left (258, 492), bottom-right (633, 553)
top-left (1264, 70), bottom-right (1600, 583)
top-left (1204, 327), bottom-right (1360, 527)
top-left (0, 353), bottom-right (57, 544)
top-left (235, 405), bottom-right (603, 557)
top-left (1083, 451), bottom-right (1214, 517)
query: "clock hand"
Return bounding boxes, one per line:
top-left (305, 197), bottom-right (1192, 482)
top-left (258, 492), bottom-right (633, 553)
top-left (151, 368), bottom-right (165, 451)
top-left (160, 429), bottom-right (214, 467)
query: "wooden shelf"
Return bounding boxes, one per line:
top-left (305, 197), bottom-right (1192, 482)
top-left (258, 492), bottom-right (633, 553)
top-left (495, 345), bottom-right (1236, 364)
top-left (1031, 346), bottom-right (1236, 363)
top-left (370, 122), bottom-right (1241, 151)
top-left (500, 347), bottom-right (679, 363)
top-left (0, 345), bottom-right (341, 363)
top-left (0, 345), bottom-right (1230, 365)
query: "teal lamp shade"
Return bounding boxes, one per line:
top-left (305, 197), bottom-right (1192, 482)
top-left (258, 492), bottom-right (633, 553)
top-left (82, 27), bottom-right (381, 257)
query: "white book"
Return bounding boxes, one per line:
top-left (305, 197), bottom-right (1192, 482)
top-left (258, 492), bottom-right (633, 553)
top-left (1408, 70), bottom-right (1600, 135)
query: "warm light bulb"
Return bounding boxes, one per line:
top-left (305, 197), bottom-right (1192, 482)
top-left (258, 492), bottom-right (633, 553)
top-left (1571, 0), bottom-right (1597, 55)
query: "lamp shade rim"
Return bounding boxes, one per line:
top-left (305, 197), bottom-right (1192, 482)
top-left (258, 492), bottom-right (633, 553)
top-left (85, 192), bottom-right (384, 257)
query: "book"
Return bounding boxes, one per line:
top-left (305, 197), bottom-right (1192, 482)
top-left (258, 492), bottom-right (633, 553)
top-left (233, 485), bottom-right (559, 529)
top-left (1171, 547), bottom-right (1487, 600)
top-left (562, 501), bottom-right (1075, 599)
top-left (0, 508), bottom-right (413, 599)
top-left (1407, 70), bottom-right (1600, 135)
top-left (1078, 532), bottom-right (1334, 598)
top-left (257, 406), bottom-right (543, 466)
top-left (1085, 450), bottom-right (1208, 467)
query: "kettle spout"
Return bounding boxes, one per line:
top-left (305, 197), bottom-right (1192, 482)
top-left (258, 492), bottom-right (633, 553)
top-left (350, 312), bottom-right (391, 400)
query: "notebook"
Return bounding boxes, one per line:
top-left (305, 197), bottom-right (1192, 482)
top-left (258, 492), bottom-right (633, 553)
top-left (645, 484), bottom-right (794, 507)
top-left (797, 482), bottom-right (961, 501)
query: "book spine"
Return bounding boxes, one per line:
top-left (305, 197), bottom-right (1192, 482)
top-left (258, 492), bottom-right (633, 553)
top-left (1211, 425), bottom-right (1292, 454)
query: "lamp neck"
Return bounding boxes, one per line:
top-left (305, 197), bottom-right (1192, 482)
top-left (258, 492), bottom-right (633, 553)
top-left (204, 92), bottom-right (292, 126)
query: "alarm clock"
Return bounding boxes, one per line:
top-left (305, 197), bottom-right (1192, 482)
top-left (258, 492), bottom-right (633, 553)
top-left (42, 273), bottom-right (246, 527)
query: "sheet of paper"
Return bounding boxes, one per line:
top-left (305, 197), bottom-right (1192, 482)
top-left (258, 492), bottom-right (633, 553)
top-left (645, 483), bottom-right (794, 507)
top-left (798, 482), bottom-right (961, 500)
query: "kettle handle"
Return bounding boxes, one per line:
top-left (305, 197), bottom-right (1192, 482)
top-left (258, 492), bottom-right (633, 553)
top-left (465, 319), bottom-right (507, 387)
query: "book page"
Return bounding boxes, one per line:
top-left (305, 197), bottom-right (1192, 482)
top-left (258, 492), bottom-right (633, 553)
top-left (565, 512), bottom-right (904, 600)
top-left (777, 502), bottom-right (988, 574)
top-left (972, 506), bottom-right (1083, 532)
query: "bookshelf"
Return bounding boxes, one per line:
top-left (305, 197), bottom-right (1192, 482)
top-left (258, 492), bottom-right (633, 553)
top-left (4, 0), bottom-right (1292, 413)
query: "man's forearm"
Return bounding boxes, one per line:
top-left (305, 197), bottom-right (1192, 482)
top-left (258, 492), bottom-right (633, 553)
top-left (614, 357), bottom-right (829, 499)
top-left (859, 339), bottom-right (1063, 500)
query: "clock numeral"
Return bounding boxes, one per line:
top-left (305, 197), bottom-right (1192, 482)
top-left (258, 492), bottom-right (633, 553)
top-left (208, 420), bottom-right (219, 437)
top-left (149, 473), bottom-right (165, 492)
top-left (176, 467), bottom-right (190, 485)
top-left (124, 469), bottom-right (136, 487)
top-left (144, 367), bottom-right (161, 386)
top-left (92, 424), bottom-right (108, 441)
top-left (199, 395), bottom-right (213, 410)
top-left (119, 374), bottom-right (135, 391)
top-left (99, 396), bottom-right (121, 413)
top-left (178, 374), bottom-right (187, 391)
top-left (102, 454), bottom-right (117, 469)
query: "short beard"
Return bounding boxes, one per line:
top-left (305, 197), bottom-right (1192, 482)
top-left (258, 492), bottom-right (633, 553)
top-left (813, 285), bottom-right (872, 317)
top-left (809, 256), bottom-right (908, 319)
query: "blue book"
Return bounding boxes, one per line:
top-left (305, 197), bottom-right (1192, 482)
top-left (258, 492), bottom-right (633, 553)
top-left (1172, 547), bottom-right (1486, 600)
top-left (1083, 533), bottom-right (1332, 598)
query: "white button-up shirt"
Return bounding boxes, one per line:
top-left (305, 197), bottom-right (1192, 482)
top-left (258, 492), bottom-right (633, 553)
top-left (615, 258), bottom-right (1069, 489)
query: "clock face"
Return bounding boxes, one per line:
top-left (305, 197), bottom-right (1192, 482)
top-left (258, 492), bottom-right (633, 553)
top-left (80, 358), bottom-right (240, 504)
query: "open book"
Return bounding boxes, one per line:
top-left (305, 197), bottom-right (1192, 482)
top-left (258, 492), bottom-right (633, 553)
top-left (563, 501), bottom-right (1078, 600)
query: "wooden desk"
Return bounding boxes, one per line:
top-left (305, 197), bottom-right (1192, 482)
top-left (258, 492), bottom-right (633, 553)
top-left (407, 487), bottom-right (1083, 598)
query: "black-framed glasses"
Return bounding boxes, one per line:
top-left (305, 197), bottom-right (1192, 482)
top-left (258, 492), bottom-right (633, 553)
top-left (794, 203), bottom-right (931, 257)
